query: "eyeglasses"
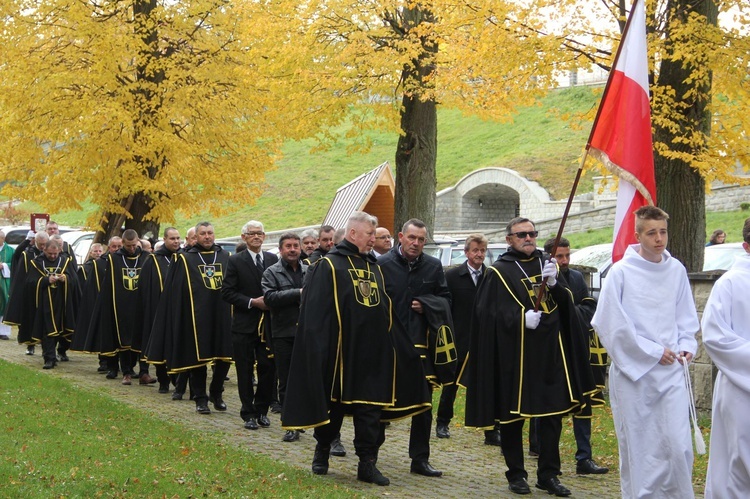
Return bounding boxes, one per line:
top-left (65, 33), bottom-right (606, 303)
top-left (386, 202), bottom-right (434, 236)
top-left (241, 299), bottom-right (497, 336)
top-left (243, 231), bottom-right (264, 236)
top-left (509, 231), bottom-right (538, 239)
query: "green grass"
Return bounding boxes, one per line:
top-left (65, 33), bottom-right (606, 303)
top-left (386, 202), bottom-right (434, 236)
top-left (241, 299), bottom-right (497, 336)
top-left (565, 209), bottom-right (750, 248)
top-left (0, 360), bottom-right (368, 498)
top-left (23, 86), bottom-right (599, 237)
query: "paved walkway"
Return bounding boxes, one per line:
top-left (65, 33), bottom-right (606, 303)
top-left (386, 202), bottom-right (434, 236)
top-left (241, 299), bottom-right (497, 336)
top-left (0, 342), bottom-right (628, 498)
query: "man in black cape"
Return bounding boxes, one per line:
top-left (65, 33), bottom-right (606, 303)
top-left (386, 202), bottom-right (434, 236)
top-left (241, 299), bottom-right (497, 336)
top-left (461, 217), bottom-right (595, 497)
top-left (146, 222), bottom-right (232, 415)
top-left (75, 230), bottom-right (154, 385)
top-left (71, 236), bottom-right (121, 373)
top-left (5, 231), bottom-right (49, 355)
top-left (6, 238), bottom-right (80, 369)
top-left (283, 211), bottom-right (400, 486)
top-left (140, 227), bottom-right (181, 393)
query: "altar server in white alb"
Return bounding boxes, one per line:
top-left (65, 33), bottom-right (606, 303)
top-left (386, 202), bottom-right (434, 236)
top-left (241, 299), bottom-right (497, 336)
top-left (701, 217), bottom-right (750, 499)
top-left (591, 206), bottom-right (699, 499)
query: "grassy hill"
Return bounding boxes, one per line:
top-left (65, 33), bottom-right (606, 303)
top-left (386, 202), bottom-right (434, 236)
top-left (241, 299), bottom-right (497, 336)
top-left (25, 86), bottom-right (602, 237)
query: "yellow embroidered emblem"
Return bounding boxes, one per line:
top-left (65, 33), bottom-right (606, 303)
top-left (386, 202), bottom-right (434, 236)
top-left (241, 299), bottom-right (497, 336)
top-left (434, 325), bottom-right (457, 365)
top-left (199, 263), bottom-right (224, 290)
top-left (348, 268), bottom-right (380, 307)
top-left (121, 267), bottom-right (141, 291)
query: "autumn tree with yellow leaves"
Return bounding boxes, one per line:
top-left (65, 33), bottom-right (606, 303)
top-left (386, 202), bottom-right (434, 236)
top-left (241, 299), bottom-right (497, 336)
top-left (0, 0), bottom-right (325, 240)
top-left (285, 0), bottom-right (748, 269)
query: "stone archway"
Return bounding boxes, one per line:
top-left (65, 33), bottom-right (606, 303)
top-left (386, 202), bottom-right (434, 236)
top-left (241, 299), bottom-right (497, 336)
top-left (435, 168), bottom-right (552, 232)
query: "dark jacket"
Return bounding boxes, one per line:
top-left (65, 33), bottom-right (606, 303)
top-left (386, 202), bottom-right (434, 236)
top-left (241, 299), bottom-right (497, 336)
top-left (222, 250), bottom-right (278, 335)
top-left (262, 259), bottom-right (307, 339)
top-left (377, 245), bottom-right (451, 347)
top-left (445, 261), bottom-right (485, 360)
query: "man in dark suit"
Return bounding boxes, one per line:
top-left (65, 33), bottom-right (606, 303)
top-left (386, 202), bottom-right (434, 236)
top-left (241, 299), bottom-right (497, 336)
top-left (221, 221), bottom-right (278, 430)
top-left (437, 233), bottom-right (502, 446)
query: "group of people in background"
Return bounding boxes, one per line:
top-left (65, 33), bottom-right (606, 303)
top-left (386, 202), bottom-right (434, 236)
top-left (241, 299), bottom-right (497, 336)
top-left (1, 210), bottom-right (748, 498)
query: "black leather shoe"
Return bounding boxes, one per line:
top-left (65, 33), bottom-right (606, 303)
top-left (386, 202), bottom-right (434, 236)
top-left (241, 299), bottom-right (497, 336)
top-left (244, 418), bottom-right (259, 430)
top-left (257, 414), bottom-right (271, 427)
top-left (43, 360), bottom-right (56, 370)
top-left (106, 370), bottom-right (118, 379)
top-left (410, 460), bottom-right (442, 477)
top-left (25, 346), bottom-right (35, 355)
top-left (97, 364), bottom-right (109, 373)
top-left (282, 430), bottom-right (300, 442)
top-left (270, 402), bottom-right (282, 414)
top-left (312, 445), bottom-right (330, 475)
top-left (158, 383), bottom-right (170, 394)
top-left (508, 477), bottom-right (531, 495)
top-left (172, 391), bottom-right (184, 400)
top-left (536, 477), bottom-right (571, 497)
top-left (57, 352), bottom-right (69, 362)
top-left (436, 424), bottom-right (450, 439)
top-left (196, 404), bottom-right (211, 415)
top-left (330, 437), bottom-right (346, 457)
top-left (484, 429), bottom-right (502, 446)
top-left (209, 396), bottom-right (227, 411)
top-left (576, 458), bottom-right (609, 475)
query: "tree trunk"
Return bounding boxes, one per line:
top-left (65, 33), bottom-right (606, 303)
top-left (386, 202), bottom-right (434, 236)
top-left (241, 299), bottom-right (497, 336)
top-left (394, 94), bottom-right (437, 235)
top-left (94, 193), bottom-right (159, 244)
top-left (652, 0), bottom-right (716, 271)
top-left (393, 5), bottom-right (438, 235)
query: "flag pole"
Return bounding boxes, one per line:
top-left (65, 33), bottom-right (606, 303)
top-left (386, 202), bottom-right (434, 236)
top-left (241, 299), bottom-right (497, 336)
top-left (534, 0), bottom-right (642, 311)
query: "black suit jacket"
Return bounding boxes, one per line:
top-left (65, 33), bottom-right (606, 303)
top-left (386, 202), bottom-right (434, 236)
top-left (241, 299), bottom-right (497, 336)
top-left (445, 262), bottom-right (484, 359)
top-left (221, 250), bottom-right (279, 335)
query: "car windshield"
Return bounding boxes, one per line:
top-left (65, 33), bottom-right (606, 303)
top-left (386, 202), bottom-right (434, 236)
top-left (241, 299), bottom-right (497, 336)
top-left (569, 244), bottom-right (613, 274)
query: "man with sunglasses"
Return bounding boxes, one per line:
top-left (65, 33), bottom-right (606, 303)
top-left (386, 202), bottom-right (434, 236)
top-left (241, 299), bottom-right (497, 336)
top-left (462, 217), bottom-right (594, 497)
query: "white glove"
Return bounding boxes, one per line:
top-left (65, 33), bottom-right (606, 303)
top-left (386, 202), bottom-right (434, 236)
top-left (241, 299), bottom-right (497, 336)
top-left (525, 309), bottom-right (542, 330)
top-left (26, 230), bottom-right (35, 240)
top-left (542, 259), bottom-right (557, 287)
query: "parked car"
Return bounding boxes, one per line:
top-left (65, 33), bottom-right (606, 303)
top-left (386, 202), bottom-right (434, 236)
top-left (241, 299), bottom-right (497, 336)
top-left (423, 237), bottom-right (508, 267)
top-left (1, 224), bottom-right (77, 249)
top-left (61, 231), bottom-right (96, 264)
top-left (570, 241), bottom-right (747, 297)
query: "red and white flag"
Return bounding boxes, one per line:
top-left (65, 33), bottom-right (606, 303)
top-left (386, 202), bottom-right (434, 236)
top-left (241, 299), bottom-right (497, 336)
top-left (587, 0), bottom-right (656, 263)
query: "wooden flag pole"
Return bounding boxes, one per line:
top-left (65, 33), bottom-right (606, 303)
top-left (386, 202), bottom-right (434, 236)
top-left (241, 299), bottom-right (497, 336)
top-left (534, 149), bottom-right (590, 312)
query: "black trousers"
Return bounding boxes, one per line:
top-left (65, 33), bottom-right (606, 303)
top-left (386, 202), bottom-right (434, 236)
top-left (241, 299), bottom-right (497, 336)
top-left (41, 334), bottom-right (58, 362)
top-left (189, 361), bottom-right (231, 405)
top-left (314, 402), bottom-right (385, 460)
top-left (501, 416), bottom-right (562, 482)
top-left (233, 332), bottom-right (275, 421)
top-left (272, 337), bottom-right (294, 407)
top-left (409, 406), bottom-right (433, 462)
top-left (56, 336), bottom-right (69, 354)
top-left (106, 350), bottom-right (138, 375)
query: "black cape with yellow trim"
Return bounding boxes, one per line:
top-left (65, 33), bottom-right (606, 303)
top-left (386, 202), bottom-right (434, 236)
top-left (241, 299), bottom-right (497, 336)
top-left (282, 240), bottom-right (408, 430)
top-left (144, 244), bottom-right (232, 373)
top-left (74, 249), bottom-right (147, 355)
top-left (13, 254), bottom-right (80, 345)
top-left (139, 246), bottom-right (176, 361)
top-left (412, 294), bottom-right (458, 387)
top-left (3, 247), bottom-right (42, 327)
top-left (70, 257), bottom-right (107, 352)
top-left (564, 266), bottom-right (607, 412)
top-left (461, 248), bottom-right (596, 428)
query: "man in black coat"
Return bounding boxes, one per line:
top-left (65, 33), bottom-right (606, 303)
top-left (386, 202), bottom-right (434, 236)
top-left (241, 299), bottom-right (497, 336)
top-left (437, 233), bottom-right (502, 446)
top-left (378, 218), bottom-right (454, 478)
top-left (221, 221), bottom-right (278, 430)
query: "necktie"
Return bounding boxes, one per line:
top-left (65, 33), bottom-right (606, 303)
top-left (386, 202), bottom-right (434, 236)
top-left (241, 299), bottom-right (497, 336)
top-left (256, 253), bottom-right (263, 269)
top-left (471, 268), bottom-right (481, 286)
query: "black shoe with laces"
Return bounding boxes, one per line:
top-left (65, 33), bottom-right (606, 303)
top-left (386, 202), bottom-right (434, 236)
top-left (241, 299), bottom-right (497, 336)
top-left (536, 477), bottom-right (571, 497)
top-left (330, 437), bottom-right (346, 457)
top-left (576, 458), bottom-right (609, 475)
top-left (508, 477), bottom-right (531, 495)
